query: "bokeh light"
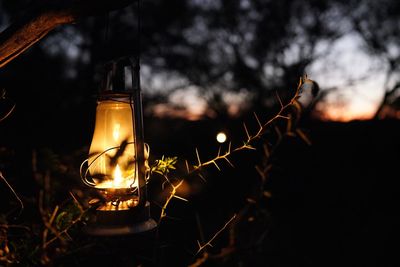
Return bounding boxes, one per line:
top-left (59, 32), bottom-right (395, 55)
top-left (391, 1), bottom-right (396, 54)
top-left (216, 132), bottom-right (227, 143)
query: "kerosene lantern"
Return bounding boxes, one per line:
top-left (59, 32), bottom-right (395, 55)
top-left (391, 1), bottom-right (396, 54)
top-left (81, 57), bottom-right (156, 236)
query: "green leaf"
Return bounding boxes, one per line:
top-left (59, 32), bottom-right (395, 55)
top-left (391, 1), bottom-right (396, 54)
top-left (55, 211), bottom-right (70, 230)
top-left (151, 156), bottom-right (178, 175)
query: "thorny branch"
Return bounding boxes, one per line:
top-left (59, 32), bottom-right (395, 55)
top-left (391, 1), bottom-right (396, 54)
top-left (186, 77), bottom-right (314, 266)
top-left (157, 78), bottom-right (306, 226)
top-left (158, 179), bottom-right (185, 224)
top-left (188, 215), bottom-right (237, 267)
top-left (189, 76), bottom-right (304, 175)
top-left (195, 214), bottom-right (237, 255)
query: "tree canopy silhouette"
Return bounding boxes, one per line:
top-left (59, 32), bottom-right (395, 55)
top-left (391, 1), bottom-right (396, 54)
top-left (2, 0), bottom-right (400, 119)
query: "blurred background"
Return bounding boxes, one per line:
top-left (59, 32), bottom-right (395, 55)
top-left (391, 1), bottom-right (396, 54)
top-left (1, 0), bottom-right (400, 266)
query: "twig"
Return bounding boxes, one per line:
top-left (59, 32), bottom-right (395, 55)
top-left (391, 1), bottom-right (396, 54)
top-left (42, 207), bottom-right (86, 248)
top-left (158, 179), bottom-right (185, 224)
top-left (195, 213), bottom-right (206, 246)
top-left (39, 191), bottom-right (87, 249)
top-left (0, 171), bottom-right (24, 215)
top-left (0, 103), bottom-right (15, 123)
top-left (41, 205), bottom-right (65, 249)
top-left (195, 214), bottom-right (237, 255)
top-left (69, 191), bottom-right (84, 213)
top-left (39, 191), bottom-right (65, 248)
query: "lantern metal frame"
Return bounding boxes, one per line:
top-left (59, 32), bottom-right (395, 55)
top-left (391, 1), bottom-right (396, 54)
top-left (81, 57), bottom-right (157, 236)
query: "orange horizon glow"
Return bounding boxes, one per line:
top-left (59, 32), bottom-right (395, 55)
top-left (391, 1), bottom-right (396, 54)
top-left (149, 80), bottom-right (387, 122)
top-left (316, 105), bottom-right (376, 122)
top-left (150, 101), bottom-right (382, 122)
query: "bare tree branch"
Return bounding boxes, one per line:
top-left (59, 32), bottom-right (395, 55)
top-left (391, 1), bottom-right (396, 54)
top-left (0, 0), bottom-right (135, 68)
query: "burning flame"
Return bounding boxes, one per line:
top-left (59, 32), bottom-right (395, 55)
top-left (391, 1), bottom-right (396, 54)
top-left (95, 163), bottom-right (131, 189)
top-left (113, 164), bottom-right (123, 187)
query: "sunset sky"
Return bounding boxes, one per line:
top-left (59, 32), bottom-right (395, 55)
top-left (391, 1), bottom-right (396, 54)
top-left (1, 2), bottom-right (392, 123)
top-left (145, 32), bottom-right (390, 122)
top-left (307, 33), bottom-right (388, 121)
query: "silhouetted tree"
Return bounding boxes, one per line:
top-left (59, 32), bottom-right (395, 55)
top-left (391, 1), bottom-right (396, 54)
top-left (0, 0), bottom-right (350, 119)
top-left (349, 0), bottom-right (400, 118)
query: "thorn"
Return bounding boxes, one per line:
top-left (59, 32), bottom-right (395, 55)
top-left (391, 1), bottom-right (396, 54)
top-left (243, 144), bottom-right (256, 150)
top-left (185, 160), bottom-right (190, 174)
top-left (224, 157), bottom-right (234, 168)
top-left (277, 115), bottom-right (290, 120)
top-left (212, 161), bottom-right (221, 171)
top-left (195, 148), bottom-right (201, 166)
top-left (275, 91), bottom-right (283, 108)
top-left (163, 174), bottom-right (172, 185)
top-left (243, 123), bottom-right (250, 140)
top-left (254, 112), bottom-right (262, 128)
top-left (173, 195), bottom-right (188, 202)
top-left (198, 173), bottom-right (206, 183)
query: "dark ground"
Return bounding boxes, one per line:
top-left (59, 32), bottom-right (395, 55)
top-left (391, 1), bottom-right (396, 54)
top-left (1, 115), bottom-right (400, 266)
top-left (146, 118), bottom-right (400, 267)
top-left (263, 119), bottom-right (400, 267)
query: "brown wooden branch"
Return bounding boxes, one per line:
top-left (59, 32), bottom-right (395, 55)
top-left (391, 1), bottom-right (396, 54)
top-left (0, 0), bottom-right (135, 68)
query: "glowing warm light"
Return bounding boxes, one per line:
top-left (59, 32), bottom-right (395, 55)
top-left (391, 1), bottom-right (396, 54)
top-left (113, 123), bottom-right (121, 141)
top-left (216, 132), bottom-right (227, 143)
top-left (88, 98), bottom-right (137, 189)
top-left (94, 163), bottom-right (137, 189)
top-left (113, 164), bottom-right (123, 186)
